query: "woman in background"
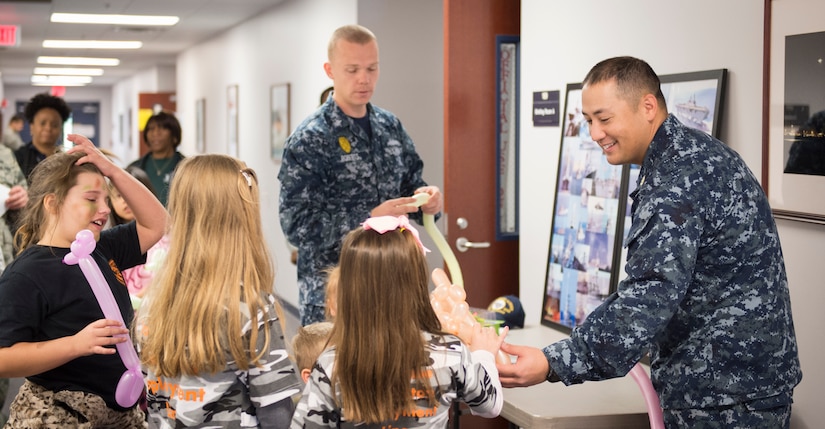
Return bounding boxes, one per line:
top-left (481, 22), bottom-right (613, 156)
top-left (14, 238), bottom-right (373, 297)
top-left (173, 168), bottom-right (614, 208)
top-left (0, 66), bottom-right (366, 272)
top-left (128, 111), bottom-right (185, 206)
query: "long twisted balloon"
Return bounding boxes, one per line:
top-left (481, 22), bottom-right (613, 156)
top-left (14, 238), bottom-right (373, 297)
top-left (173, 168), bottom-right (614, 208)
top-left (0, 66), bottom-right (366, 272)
top-left (63, 229), bottom-right (144, 408)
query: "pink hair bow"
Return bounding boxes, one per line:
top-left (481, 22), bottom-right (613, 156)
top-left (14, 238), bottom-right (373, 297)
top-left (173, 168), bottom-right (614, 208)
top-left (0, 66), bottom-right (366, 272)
top-left (361, 215), bottom-right (430, 254)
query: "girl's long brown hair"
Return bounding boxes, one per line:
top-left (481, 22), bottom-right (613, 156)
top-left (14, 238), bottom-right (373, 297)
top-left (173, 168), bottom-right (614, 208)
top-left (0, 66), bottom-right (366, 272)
top-left (331, 226), bottom-right (442, 423)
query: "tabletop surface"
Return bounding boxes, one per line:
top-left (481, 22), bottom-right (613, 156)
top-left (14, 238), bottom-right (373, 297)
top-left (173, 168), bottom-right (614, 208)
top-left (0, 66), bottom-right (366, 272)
top-left (499, 325), bottom-right (652, 429)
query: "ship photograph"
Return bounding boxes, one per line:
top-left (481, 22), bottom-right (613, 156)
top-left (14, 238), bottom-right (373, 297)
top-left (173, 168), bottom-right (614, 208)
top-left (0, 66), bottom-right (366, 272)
top-left (661, 79), bottom-right (719, 136)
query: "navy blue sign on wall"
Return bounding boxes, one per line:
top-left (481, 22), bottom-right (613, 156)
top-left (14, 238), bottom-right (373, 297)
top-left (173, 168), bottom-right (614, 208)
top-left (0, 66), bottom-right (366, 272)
top-left (532, 90), bottom-right (559, 127)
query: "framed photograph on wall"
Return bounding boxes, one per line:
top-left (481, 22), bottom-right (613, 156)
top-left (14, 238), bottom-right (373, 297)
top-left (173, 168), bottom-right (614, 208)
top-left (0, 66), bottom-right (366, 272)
top-left (495, 35), bottom-right (520, 239)
top-left (541, 83), bottom-right (629, 332)
top-left (660, 69), bottom-right (727, 139)
top-left (196, 98), bottom-right (206, 154)
top-left (227, 84), bottom-right (239, 157)
top-left (270, 83), bottom-right (290, 162)
top-left (763, 0), bottom-right (825, 224)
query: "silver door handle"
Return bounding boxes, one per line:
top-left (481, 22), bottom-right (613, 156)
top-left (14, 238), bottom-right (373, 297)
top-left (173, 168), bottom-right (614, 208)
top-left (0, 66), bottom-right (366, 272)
top-left (455, 237), bottom-right (491, 252)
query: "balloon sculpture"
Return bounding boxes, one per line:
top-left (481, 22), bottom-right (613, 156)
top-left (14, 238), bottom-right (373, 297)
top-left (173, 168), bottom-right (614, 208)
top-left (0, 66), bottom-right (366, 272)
top-left (629, 364), bottom-right (665, 429)
top-left (409, 194), bottom-right (509, 364)
top-left (63, 229), bottom-right (143, 408)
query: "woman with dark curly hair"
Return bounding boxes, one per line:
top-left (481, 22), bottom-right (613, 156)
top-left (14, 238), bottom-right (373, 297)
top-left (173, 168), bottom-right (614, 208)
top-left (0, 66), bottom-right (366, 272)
top-left (14, 92), bottom-right (72, 183)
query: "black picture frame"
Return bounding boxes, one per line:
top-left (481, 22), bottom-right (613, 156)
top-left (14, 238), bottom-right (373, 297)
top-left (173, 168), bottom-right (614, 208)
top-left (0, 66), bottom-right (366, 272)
top-left (660, 69), bottom-right (727, 139)
top-left (495, 35), bottom-right (520, 240)
top-left (540, 83), bottom-right (630, 332)
top-left (540, 71), bottom-right (728, 333)
top-left (270, 82), bottom-right (290, 162)
top-left (762, 0), bottom-right (825, 225)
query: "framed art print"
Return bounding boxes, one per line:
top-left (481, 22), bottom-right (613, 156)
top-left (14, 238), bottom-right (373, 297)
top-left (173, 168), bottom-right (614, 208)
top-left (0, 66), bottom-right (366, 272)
top-left (270, 82), bottom-right (290, 162)
top-left (195, 98), bottom-right (206, 154)
top-left (495, 35), bottom-right (520, 239)
top-left (541, 83), bottom-right (629, 332)
top-left (227, 84), bottom-right (238, 157)
top-left (660, 69), bottom-right (727, 139)
top-left (763, 0), bottom-right (825, 224)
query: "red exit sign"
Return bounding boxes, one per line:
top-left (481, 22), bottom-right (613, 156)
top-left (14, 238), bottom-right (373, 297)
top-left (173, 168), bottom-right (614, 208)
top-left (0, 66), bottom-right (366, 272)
top-left (0, 25), bottom-right (21, 47)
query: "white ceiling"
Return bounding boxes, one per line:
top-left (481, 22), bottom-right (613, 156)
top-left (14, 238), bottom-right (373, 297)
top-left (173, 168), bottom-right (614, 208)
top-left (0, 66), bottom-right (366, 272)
top-left (0, 0), bottom-right (287, 87)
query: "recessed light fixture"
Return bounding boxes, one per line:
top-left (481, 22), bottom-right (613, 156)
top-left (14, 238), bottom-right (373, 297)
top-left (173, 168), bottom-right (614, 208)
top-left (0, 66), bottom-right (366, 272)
top-left (34, 67), bottom-right (104, 76)
top-left (43, 40), bottom-right (143, 49)
top-left (51, 13), bottom-right (179, 26)
top-left (31, 75), bottom-right (93, 85)
top-left (32, 82), bottom-right (88, 87)
top-left (38, 56), bottom-right (120, 66)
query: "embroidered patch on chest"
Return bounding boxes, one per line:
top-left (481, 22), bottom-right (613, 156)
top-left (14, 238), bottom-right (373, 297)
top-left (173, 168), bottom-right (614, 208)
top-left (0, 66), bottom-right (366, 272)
top-left (338, 136), bottom-right (352, 153)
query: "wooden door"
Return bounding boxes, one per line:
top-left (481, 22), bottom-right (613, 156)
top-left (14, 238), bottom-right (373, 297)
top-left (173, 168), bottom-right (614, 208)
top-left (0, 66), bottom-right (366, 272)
top-left (445, 1), bottom-right (520, 428)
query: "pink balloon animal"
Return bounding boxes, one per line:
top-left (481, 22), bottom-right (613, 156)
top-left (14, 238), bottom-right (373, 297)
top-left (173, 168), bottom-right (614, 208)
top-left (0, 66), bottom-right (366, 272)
top-left (63, 229), bottom-right (143, 408)
top-left (430, 268), bottom-right (510, 365)
top-left (629, 363), bottom-right (665, 429)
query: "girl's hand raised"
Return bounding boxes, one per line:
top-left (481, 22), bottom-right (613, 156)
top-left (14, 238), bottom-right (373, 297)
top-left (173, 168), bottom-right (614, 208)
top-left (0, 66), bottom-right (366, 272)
top-left (66, 134), bottom-right (118, 178)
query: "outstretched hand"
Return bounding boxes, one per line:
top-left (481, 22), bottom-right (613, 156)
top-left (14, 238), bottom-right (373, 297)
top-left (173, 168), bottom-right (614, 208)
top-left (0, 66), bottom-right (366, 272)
top-left (73, 319), bottom-right (129, 357)
top-left (495, 342), bottom-right (551, 388)
top-left (469, 324), bottom-right (509, 356)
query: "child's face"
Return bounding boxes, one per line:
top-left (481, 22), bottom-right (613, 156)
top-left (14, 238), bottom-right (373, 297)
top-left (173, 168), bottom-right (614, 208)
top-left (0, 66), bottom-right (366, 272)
top-left (48, 172), bottom-right (111, 246)
top-left (110, 187), bottom-right (134, 222)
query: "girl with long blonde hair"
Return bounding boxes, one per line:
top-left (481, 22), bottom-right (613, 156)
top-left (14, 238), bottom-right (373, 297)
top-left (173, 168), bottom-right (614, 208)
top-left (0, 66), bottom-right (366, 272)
top-left (292, 215), bottom-right (506, 428)
top-left (138, 154), bottom-right (301, 428)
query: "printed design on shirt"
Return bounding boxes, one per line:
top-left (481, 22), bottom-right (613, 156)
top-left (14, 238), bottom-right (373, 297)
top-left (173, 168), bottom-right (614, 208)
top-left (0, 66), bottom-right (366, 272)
top-left (108, 259), bottom-right (126, 286)
top-left (146, 378), bottom-right (206, 420)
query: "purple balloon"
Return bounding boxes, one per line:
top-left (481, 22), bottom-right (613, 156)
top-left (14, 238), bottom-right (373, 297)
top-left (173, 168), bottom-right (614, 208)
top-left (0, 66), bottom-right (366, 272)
top-left (63, 229), bottom-right (143, 408)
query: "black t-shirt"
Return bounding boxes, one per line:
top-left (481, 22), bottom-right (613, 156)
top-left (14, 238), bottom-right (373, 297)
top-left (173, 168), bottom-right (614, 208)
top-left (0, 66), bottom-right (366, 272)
top-left (0, 223), bottom-right (145, 411)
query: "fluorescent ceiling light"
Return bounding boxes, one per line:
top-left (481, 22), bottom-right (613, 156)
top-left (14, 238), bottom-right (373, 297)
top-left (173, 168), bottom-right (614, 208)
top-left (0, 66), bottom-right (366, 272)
top-left (43, 40), bottom-right (142, 49)
top-left (38, 56), bottom-right (120, 66)
top-left (33, 82), bottom-right (87, 87)
top-left (34, 67), bottom-right (104, 76)
top-left (31, 75), bottom-right (93, 84)
top-left (51, 13), bottom-right (179, 26)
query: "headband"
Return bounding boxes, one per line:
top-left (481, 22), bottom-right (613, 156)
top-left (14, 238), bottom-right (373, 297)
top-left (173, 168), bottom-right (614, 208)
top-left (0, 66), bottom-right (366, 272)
top-left (361, 215), bottom-right (430, 254)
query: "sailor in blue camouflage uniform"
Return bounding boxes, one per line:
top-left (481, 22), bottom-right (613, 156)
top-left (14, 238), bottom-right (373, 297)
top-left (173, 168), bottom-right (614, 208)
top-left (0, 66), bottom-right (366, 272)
top-left (498, 57), bottom-right (801, 428)
top-left (278, 24), bottom-right (442, 325)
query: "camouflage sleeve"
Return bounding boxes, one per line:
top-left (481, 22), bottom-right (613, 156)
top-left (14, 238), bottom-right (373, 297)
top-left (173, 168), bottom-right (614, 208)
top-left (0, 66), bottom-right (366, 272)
top-left (545, 170), bottom-right (702, 384)
top-left (249, 304), bottom-right (303, 426)
top-left (460, 349), bottom-right (503, 418)
top-left (290, 359), bottom-right (340, 429)
top-left (403, 127), bottom-right (428, 225)
top-left (388, 118), bottom-right (428, 225)
top-left (397, 122), bottom-right (427, 195)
